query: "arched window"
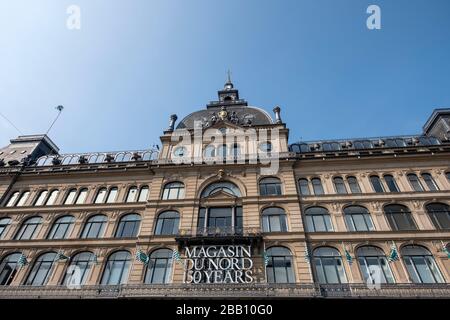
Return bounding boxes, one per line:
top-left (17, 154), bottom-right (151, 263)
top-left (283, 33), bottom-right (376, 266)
top-left (346, 176), bottom-right (361, 194)
top-left (25, 252), bottom-right (57, 286)
top-left (370, 175), bottom-right (385, 193)
top-left (62, 251), bottom-right (95, 286)
top-left (304, 207), bottom-right (333, 232)
top-left (106, 187), bottom-right (118, 203)
top-left (94, 188), bottom-right (107, 204)
top-left (154, 211), bottom-right (180, 235)
top-left (383, 175), bottom-right (399, 192)
top-left (5, 191), bottom-right (20, 207)
top-left (34, 190), bottom-right (48, 206)
top-left (401, 245), bottom-right (444, 283)
top-left (0, 252), bottom-right (21, 285)
top-left (384, 204), bottom-right (417, 231)
top-left (266, 247), bottom-right (295, 283)
top-left (311, 178), bottom-right (324, 195)
top-left (80, 215), bottom-right (107, 239)
top-left (204, 145), bottom-right (216, 158)
top-left (198, 207), bottom-right (243, 235)
top-left (15, 217), bottom-right (42, 240)
top-left (125, 186), bottom-right (138, 202)
top-left (16, 191), bottom-right (30, 207)
top-left (217, 144), bottom-right (227, 158)
top-left (425, 203), bottom-right (450, 230)
top-left (421, 173), bottom-right (439, 191)
top-left (115, 214), bottom-right (141, 238)
top-left (259, 141), bottom-right (273, 153)
top-left (47, 215), bottom-right (75, 239)
top-left (0, 218), bottom-right (11, 239)
top-left (231, 143), bottom-right (240, 157)
top-left (333, 177), bottom-right (347, 194)
top-left (259, 177), bottom-right (282, 196)
top-left (298, 178), bottom-right (311, 196)
top-left (64, 189), bottom-right (77, 205)
top-left (356, 246), bottom-right (394, 284)
top-left (262, 207), bottom-right (287, 232)
top-left (407, 173), bottom-right (424, 192)
top-left (313, 247), bottom-right (347, 284)
top-left (343, 206), bottom-right (374, 231)
top-left (75, 188), bottom-right (88, 205)
top-left (200, 181), bottom-right (241, 198)
top-left (101, 251), bottom-right (131, 285)
top-left (137, 186), bottom-right (149, 202)
top-left (45, 189), bottom-right (59, 206)
top-left (162, 182), bottom-right (185, 200)
top-left (144, 249), bottom-right (173, 284)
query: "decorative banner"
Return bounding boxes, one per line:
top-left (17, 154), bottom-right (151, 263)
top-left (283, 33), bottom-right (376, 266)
top-left (17, 253), bottom-right (28, 268)
top-left (388, 241), bottom-right (400, 262)
top-left (56, 251), bottom-right (69, 261)
top-left (342, 243), bottom-right (353, 264)
top-left (262, 251), bottom-right (269, 267)
top-left (304, 244), bottom-right (311, 264)
top-left (182, 245), bottom-right (254, 284)
top-left (441, 241), bottom-right (450, 259)
top-left (135, 249), bottom-right (149, 265)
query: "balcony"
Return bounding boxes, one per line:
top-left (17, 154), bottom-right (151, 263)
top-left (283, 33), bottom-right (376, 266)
top-left (175, 227), bottom-right (263, 246)
top-left (0, 283), bottom-right (448, 299)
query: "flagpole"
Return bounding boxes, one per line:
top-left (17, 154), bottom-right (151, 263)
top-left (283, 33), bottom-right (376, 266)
top-left (342, 242), bottom-right (353, 283)
top-left (304, 242), bottom-right (313, 283)
top-left (263, 241), bottom-right (267, 284)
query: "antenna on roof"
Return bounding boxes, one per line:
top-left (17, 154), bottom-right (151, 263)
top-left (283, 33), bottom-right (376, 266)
top-left (0, 111), bottom-right (23, 135)
top-left (46, 105), bottom-right (64, 135)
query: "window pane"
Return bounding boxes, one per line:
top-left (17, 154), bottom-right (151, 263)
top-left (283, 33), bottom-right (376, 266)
top-left (298, 179), bottom-right (310, 195)
top-left (138, 187), bottom-right (149, 202)
top-left (35, 191), bottom-right (48, 206)
top-left (422, 173), bottom-right (438, 191)
top-left (311, 179), bottom-right (324, 195)
top-left (126, 187), bottom-right (138, 202)
top-left (333, 177), bottom-right (347, 194)
top-left (75, 189), bottom-right (88, 204)
top-left (407, 174), bottom-right (424, 191)
top-left (384, 175), bottom-right (399, 192)
top-left (46, 190), bottom-right (59, 205)
top-left (347, 177), bottom-right (361, 193)
top-left (106, 188), bottom-right (118, 203)
top-left (64, 190), bottom-right (77, 205)
top-left (95, 189), bottom-right (107, 204)
top-left (5, 192), bottom-right (19, 207)
top-left (16, 191), bottom-right (30, 207)
top-left (370, 176), bottom-right (384, 193)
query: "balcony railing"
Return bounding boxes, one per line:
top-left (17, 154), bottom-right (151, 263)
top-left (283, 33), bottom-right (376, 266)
top-left (178, 226), bottom-right (262, 238)
top-left (0, 283), bottom-right (448, 299)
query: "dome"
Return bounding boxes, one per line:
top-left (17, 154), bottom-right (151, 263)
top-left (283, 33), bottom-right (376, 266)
top-left (176, 105), bottom-right (273, 129)
top-left (175, 78), bottom-right (273, 129)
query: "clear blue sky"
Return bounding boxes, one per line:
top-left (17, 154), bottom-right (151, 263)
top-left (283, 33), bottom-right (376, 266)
top-left (1, 0), bottom-right (449, 153)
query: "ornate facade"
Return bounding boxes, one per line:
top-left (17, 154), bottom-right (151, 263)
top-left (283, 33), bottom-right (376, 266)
top-left (0, 79), bottom-right (449, 299)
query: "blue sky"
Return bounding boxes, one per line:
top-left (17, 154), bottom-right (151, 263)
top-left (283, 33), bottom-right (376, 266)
top-left (0, 0), bottom-right (449, 153)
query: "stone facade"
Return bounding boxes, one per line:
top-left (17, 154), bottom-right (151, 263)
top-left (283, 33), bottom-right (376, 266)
top-left (0, 80), bottom-right (449, 298)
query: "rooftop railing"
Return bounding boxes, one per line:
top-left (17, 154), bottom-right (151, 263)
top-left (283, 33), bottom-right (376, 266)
top-left (0, 283), bottom-right (448, 299)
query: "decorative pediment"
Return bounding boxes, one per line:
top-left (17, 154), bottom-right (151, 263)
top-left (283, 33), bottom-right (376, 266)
top-left (202, 189), bottom-right (238, 200)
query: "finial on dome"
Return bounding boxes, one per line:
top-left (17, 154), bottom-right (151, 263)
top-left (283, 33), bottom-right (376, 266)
top-left (273, 106), bottom-right (282, 124)
top-left (224, 69), bottom-right (234, 90)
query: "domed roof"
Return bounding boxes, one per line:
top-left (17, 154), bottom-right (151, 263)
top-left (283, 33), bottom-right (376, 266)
top-left (176, 79), bottom-right (273, 129)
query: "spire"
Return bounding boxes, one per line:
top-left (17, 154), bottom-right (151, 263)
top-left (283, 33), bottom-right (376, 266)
top-left (224, 69), bottom-right (234, 90)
